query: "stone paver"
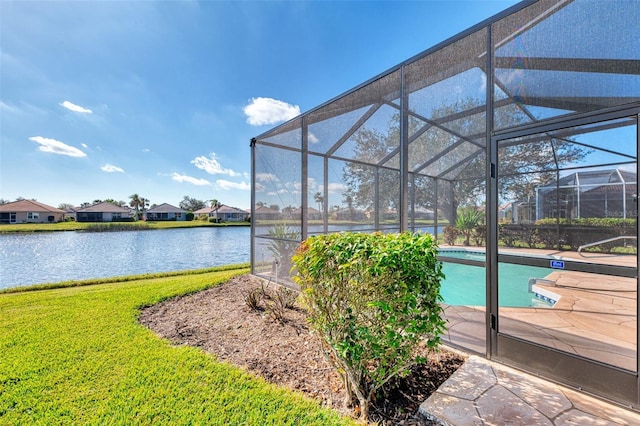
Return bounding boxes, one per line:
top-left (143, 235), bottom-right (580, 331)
top-left (478, 385), bottom-right (553, 425)
top-left (496, 367), bottom-right (572, 418)
top-left (420, 355), bottom-right (640, 425)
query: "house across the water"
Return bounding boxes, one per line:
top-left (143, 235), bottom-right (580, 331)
top-left (0, 200), bottom-right (65, 224)
top-left (145, 203), bottom-right (187, 221)
top-left (75, 202), bottom-right (133, 222)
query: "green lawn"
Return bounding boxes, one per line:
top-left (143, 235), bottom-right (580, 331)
top-left (0, 220), bottom-right (248, 233)
top-left (0, 266), bottom-right (352, 425)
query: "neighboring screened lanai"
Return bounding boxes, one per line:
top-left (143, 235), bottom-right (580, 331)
top-left (251, 0), bottom-right (640, 410)
top-left (536, 168), bottom-right (637, 220)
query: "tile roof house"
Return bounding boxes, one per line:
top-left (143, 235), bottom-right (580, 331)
top-left (253, 206), bottom-right (280, 221)
top-left (193, 206), bottom-right (216, 218)
top-left (291, 207), bottom-right (322, 220)
top-left (145, 203), bottom-right (187, 221)
top-left (0, 200), bottom-right (65, 224)
top-left (214, 204), bottom-right (250, 222)
top-left (194, 204), bottom-right (249, 222)
top-left (75, 202), bottom-right (133, 222)
top-left (332, 207), bottom-right (366, 222)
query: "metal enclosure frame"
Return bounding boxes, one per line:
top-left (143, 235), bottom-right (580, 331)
top-left (251, 0), bottom-right (640, 409)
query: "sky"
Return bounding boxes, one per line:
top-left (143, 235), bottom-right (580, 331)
top-left (1, 0), bottom-right (520, 210)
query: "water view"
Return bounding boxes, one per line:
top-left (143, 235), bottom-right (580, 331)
top-left (0, 227), bottom-right (250, 290)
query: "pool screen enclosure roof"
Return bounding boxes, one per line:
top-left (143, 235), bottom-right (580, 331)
top-left (251, 0), bottom-right (639, 239)
top-left (250, 0), bottom-right (640, 410)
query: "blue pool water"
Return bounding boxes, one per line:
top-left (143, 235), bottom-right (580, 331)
top-left (440, 261), bottom-right (551, 307)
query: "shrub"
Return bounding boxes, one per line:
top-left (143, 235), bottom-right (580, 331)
top-left (292, 232), bottom-right (445, 420)
top-left (472, 224), bottom-right (486, 247)
top-left (185, 212), bottom-right (195, 221)
top-left (443, 225), bottom-right (458, 246)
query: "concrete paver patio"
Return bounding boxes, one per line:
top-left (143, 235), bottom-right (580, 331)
top-left (420, 353), bottom-right (640, 425)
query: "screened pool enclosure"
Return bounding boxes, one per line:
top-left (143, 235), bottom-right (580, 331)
top-left (251, 0), bottom-right (640, 409)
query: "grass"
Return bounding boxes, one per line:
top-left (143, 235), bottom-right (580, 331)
top-left (0, 266), bottom-right (352, 425)
top-left (0, 220), bottom-right (248, 234)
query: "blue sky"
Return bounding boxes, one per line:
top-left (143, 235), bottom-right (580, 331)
top-left (1, 0), bottom-right (519, 210)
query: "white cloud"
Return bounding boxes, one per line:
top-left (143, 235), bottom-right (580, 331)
top-left (171, 172), bottom-right (211, 186)
top-left (29, 136), bottom-right (87, 158)
top-left (101, 164), bottom-right (124, 173)
top-left (81, 143), bottom-right (88, 149)
top-left (328, 182), bottom-right (347, 193)
top-left (217, 179), bottom-right (250, 191)
top-left (0, 101), bottom-right (20, 113)
top-left (307, 177), bottom-right (319, 191)
top-left (256, 172), bottom-right (279, 182)
top-left (243, 97), bottom-right (300, 126)
top-left (192, 153), bottom-right (240, 176)
top-left (142, 148), bottom-right (151, 153)
top-left (308, 132), bottom-right (319, 144)
top-left (60, 100), bottom-right (92, 114)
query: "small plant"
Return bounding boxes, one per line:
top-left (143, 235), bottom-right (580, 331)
top-left (275, 286), bottom-right (298, 309)
top-left (265, 288), bottom-right (292, 323)
top-left (244, 282), bottom-right (298, 322)
top-left (267, 223), bottom-right (300, 277)
top-left (243, 287), bottom-right (264, 311)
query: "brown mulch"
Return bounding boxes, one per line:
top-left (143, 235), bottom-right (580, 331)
top-left (139, 274), bottom-right (465, 425)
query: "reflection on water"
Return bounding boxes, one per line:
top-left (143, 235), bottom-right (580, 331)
top-left (0, 227), bottom-right (250, 290)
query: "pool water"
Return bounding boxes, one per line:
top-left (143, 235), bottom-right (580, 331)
top-left (440, 261), bottom-right (552, 307)
top-left (439, 249), bottom-right (486, 262)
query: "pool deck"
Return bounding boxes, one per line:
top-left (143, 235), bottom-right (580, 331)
top-left (435, 247), bottom-right (638, 423)
top-left (440, 246), bottom-right (636, 370)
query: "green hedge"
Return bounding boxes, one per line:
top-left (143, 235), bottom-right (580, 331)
top-left (499, 219), bottom-right (636, 251)
top-left (292, 232), bottom-right (445, 420)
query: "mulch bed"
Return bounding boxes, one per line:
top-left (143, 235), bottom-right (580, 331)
top-left (139, 274), bottom-right (465, 425)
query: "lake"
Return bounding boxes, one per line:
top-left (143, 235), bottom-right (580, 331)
top-left (1, 224), bottom-right (445, 290)
top-left (0, 227), bottom-right (250, 290)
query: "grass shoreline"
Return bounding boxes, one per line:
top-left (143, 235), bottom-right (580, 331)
top-left (0, 263), bottom-right (251, 294)
top-left (0, 264), bottom-right (352, 425)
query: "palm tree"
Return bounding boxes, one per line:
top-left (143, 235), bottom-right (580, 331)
top-left (314, 192), bottom-right (324, 220)
top-left (139, 197), bottom-right (150, 220)
top-left (129, 194), bottom-right (143, 220)
top-left (210, 199), bottom-right (220, 223)
top-left (344, 195), bottom-right (354, 221)
top-left (456, 208), bottom-right (483, 246)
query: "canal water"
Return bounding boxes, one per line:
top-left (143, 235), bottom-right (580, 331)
top-left (0, 227), bottom-right (250, 290)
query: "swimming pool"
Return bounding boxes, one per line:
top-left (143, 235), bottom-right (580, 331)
top-left (439, 256), bottom-right (553, 308)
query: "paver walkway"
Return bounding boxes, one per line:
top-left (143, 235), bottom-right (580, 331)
top-left (420, 354), bottom-right (640, 425)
